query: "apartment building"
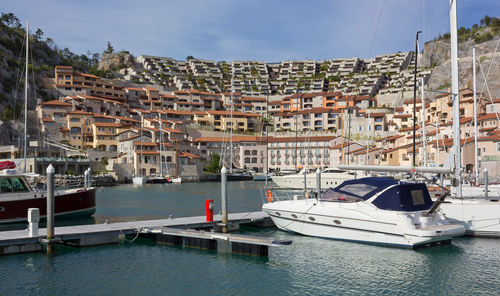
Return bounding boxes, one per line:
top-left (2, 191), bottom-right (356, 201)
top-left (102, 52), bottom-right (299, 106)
top-left (51, 66), bottom-right (126, 100)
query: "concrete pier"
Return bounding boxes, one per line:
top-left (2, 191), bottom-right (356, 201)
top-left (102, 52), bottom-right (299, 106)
top-left (0, 211), bottom-right (280, 256)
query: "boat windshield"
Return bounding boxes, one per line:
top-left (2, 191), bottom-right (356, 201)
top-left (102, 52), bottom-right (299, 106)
top-left (321, 177), bottom-right (398, 202)
top-left (320, 189), bottom-right (363, 203)
top-left (1, 177), bottom-right (30, 193)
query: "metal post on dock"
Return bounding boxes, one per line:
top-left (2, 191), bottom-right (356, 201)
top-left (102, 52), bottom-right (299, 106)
top-left (46, 164), bottom-right (55, 254)
top-left (315, 168), bottom-right (321, 196)
top-left (28, 208), bottom-right (39, 237)
top-left (221, 166), bottom-right (228, 233)
top-left (304, 169), bottom-right (307, 192)
top-left (84, 169), bottom-right (88, 189)
top-left (484, 168), bottom-right (488, 199)
top-left (87, 167), bottom-right (92, 187)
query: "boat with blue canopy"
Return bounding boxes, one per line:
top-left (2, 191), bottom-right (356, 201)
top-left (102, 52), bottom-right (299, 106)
top-left (262, 177), bottom-right (465, 248)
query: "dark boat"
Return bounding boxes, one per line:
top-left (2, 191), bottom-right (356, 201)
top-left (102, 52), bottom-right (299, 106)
top-left (146, 176), bottom-right (172, 184)
top-left (226, 172), bottom-right (254, 181)
top-left (0, 163), bottom-right (96, 224)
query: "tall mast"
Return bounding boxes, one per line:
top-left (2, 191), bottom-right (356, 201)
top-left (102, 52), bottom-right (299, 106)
top-left (450, 0), bottom-right (462, 197)
top-left (412, 30), bottom-right (422, 168)
top-left (294, 90), bottom-right (299, 171)
top-left (139, 113), bottom-right (143, 177)
top-left (365, 111), bottom-right (370, 166)
top-left (24, 21), bottom-right (29, 172)
top-left (347, 108), bottom-right (352, 165)
top-left (421, 77), bottom-right (426, 166)
top-left (340, 112), bottom-right (344, 165)
top-left (229, 89), bottom-right (233, 172)
top-left (473, 47), bottom-right (478, 184)
top-left (159, 120), bottom-right (163, 177)
top-left (265, 91), bottom-right (269, 187)
top-left (435, 101), bottom-right (441, 166)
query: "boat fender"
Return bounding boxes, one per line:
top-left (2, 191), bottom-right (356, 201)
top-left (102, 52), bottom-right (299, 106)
top-left (266, 190), bottom-right (273, 202)
top-left (305, 192), bottom-right (310, 199)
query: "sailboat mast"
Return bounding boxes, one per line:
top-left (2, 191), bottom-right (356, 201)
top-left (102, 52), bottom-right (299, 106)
top-left (421, 77), bottom-right (426, 166)
top-left (450, 0), bottom-right (462, 197)
top-left (294, 91), bottom-right (298, 171)
top-left (265, 92), bottom-right (269, 186)
top-left (159, 121), bottom-right (163, 177)
top-left (139, 113), bottom-right (143, 177)
top-left (473, 47), bottom-right (478, 184)
top-left (229, 90), bottom-right (233, 172)
top-left (412, 31), bottom-right (422, 168)
top-left (365, 111), bottom-right (370, 165)
top-left (24, 21), bottom-right (29, 172)
top-left (340, 112), bottom-right (344, 165)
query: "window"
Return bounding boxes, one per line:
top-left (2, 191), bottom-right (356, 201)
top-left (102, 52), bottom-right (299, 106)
top-left (9, 178), bottom-right (29, 193)
top-left (497, 143), bottom-right (500, 152)
top-left (411, 190), bottom-right (425, 206)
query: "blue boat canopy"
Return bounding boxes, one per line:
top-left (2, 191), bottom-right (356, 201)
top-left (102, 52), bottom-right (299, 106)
top-left (321, 177), bottom-right (434, 211)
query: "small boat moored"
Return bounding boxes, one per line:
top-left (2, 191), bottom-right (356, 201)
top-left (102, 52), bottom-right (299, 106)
top-left (0, 163), bottom-right (96, 224)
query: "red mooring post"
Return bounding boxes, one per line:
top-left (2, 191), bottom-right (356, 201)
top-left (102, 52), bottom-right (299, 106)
top-left (205, 199), bottom-right (214, 222)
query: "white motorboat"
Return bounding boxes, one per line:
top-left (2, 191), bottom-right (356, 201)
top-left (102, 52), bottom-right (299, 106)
top-left (170, 177), bottom-right (182, 183)
top-left (437, 197), bottom-right (500, 237)
top-left (132, 176), bottom-right (147, 185)
top-left (450, 183), bottom-right (500, 199)
top-left (262, 177), bottom-right (465, 248)
top-left (271, 167), bottom-right (355, 189)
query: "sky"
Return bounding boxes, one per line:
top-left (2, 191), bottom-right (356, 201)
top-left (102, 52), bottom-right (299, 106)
top-left (1, 0), bottom-right (499, 62)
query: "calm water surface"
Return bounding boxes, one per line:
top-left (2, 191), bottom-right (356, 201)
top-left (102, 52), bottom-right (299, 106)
top-left (1, 181), bottom-right (499, 295)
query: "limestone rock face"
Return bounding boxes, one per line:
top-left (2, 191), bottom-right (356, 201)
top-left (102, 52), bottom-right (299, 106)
top-left (98, 52), bottom-right (135, 71)
top-left (422, 37), bottom-right (500, 68)
top-left (423, 37), bottom-right (500, 99)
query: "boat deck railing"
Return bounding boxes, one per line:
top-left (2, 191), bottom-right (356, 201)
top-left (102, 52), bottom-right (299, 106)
top-left (261, 187), bottom-right (321, 204)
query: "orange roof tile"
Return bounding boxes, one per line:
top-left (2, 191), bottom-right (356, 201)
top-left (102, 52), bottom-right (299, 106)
top-left (41, 100), bottom-right (72, 107)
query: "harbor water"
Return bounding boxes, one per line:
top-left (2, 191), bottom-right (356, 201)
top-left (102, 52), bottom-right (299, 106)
top-left (1, 181), bottom-right (499, 295)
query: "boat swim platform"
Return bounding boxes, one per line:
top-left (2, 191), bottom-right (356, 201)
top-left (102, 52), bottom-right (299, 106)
top-left (0, 211), bottom-right (287, 256)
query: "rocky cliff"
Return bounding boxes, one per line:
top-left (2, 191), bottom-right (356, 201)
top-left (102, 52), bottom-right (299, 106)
top-left (422, 37), bottom-right (500, 99)
top-left (98, 51), bottom-right (135, 71)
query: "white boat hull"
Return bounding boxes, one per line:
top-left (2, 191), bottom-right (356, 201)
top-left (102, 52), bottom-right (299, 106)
top-left (451, 185), bottom-right (500, 199)
top-left (439, 198), bottom-right (500, 237)
top-left (170, 177), bottom-right (182, 183)
top-left (263, 199), bottom-right (464, 248)
top-left (132, 176), bottom-right (147, 185)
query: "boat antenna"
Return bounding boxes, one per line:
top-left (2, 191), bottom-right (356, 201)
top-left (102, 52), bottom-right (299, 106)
top-left (412, 30), bottom-right (422, 170)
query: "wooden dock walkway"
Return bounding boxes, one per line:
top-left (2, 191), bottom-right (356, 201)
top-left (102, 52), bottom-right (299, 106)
top-left (0, 211), bottom-right (283, 256)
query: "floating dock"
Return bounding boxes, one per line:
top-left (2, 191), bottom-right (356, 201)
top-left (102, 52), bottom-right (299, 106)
top-left (0, 211), bottom-right (288, 256)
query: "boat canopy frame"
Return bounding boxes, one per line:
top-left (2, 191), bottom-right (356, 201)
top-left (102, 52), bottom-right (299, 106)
top-left (321, 177), bottom-right (434, 211)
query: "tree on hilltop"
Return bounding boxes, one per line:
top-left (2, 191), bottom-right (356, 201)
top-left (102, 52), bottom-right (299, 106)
top-left (105, 41), bottom-right (114, 54)
top-left (0, 13), bottom-right (21, 28)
